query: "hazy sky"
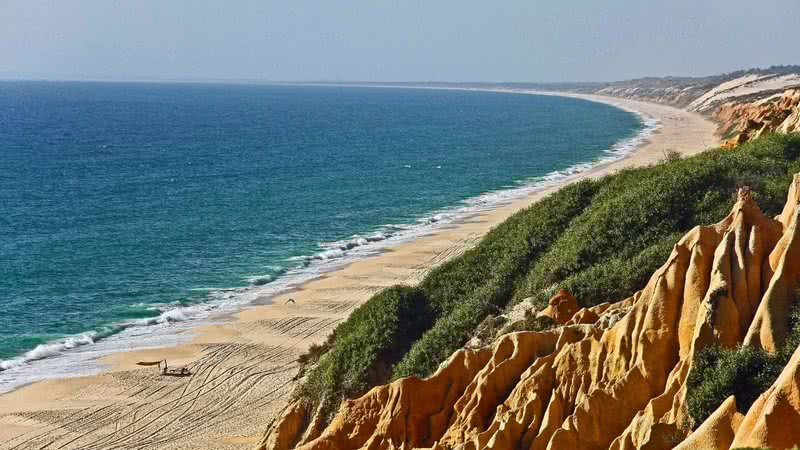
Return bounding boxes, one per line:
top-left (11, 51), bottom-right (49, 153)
top-left (2, 0), bottom-right (798, 82)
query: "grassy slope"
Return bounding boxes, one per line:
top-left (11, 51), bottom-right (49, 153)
top-left (298, 133), bottom-right (800, 420)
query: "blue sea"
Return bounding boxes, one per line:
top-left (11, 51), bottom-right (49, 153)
top-left (0, 82), bottom-right (653, 390)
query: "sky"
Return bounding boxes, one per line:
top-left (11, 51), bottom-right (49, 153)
top-left (1, 0), bottom-right (798, 83)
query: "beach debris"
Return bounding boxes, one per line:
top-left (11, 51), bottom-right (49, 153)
top-left (135, 360), bottom-right (162, 367)
top-left (286, 298), bottom-right (296, 305)
top-left (136, 359), bottom-right (192, 377)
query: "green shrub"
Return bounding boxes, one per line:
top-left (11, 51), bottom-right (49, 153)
top-left (404, 133), bottom-right (800, 381)
top-left (296, 339), bottom-right (333, 380)
top-left (529, 233), bottom-right (682, 307)
top-left (686, 345), bottom-right (783, 429)
top-left (420, 179), bottom-right (601, 315)
top-left (394, 180), bottom-right (601, 378)
top-left (300, 285), bottom-right (432, 418)
top-left (686, 293), bottom-right (800, 428)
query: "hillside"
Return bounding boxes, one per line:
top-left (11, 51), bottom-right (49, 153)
top-left (258, 133), bottom-right (800, 450)
top-left (570, 66), bottom-right (800, 146)
top-left (568, 66), bottom-right (800, 108)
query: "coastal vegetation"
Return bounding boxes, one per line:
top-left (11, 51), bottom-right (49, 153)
top-left (297, 133), bottom-right (800, 423)
top-left (686, 299), bottom-right (800, 428)
top-left (298, 285), bottom-right (433, 413)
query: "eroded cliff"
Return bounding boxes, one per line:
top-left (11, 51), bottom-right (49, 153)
top-left (259, 176), bottom-right (800, 450)
top-left (716, 89), bottom-right (800, 147)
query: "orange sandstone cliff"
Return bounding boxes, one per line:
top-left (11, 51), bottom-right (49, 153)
top-left (259, 177), bottom-right (800, 450)
top-left (716, 89), bottom-right (800, 148)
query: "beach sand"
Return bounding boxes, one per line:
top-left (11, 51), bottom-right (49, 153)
top-left (0, 92), bottom-right (718, 450)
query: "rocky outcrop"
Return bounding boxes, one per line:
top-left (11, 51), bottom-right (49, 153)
top-left (538, 289), bottom-right (579, 325)
top-left (674, 396), bottom-right (743, 450)
top-left (716, 89), bottom-right (800, 147)
top-left (257, 178), bottom-right (800, 450)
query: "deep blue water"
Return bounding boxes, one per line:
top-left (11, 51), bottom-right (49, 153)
top-left (0, 81), bottom-right (644, 378)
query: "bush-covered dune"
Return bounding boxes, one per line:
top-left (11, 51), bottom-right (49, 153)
top-left (293, 133), bottom-right (800, 427)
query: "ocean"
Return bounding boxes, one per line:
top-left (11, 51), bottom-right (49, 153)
top-left (0, 81), bottom-right (653, 390)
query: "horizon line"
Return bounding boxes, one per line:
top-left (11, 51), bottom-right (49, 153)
top-left (1, 63), bottom-right (797, 86)
top-left (0, 77), bottom-right (606, 85)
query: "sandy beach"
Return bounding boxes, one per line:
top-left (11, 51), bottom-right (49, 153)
top-left (0, 91), bottom-right (718, 450)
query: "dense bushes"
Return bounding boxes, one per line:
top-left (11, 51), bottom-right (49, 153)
top-left (297, 133), bottom-right (800, 420)
top-left (299, 285), bottom-right (432, 417)
top-left (686, 298), bottom-right (800, 428)
top-left (394, 180), bottom-right (601, 377)
top-left (529, 233), bottom-right (682, 308)
top-left (517, 135), bottom-right (800, 308)
top-left (418, 180), bottom-right (601, 316)
top-left (686, 346), bottom-right (785, 429)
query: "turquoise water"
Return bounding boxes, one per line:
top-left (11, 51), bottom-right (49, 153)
top-left (0, 82), bottom-right (647, 386)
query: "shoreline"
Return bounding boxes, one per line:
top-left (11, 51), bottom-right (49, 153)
top-left (0, 90), bottom-right (719, 449)
top-left (0, 85), bottom-right (656, 393)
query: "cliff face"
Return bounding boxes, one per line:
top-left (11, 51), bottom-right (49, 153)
top-left (260, 177), bottom-right (800, 450)
top-left (715, 89), bottom-right (800, 147)
top-left (574, 69), bottom-right (800, 147)
top-left (685, 73), bottom-right (800, 114)
top-left (590, 77), bottom-right (722, 108)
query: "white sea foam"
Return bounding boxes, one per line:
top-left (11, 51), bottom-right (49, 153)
top-left (0, 89), bottom-right (659, 393)
top-left (0, 332), bottom-right (101, 371)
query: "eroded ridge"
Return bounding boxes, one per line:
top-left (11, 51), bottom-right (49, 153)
top-left (260, 176), bottom-right (800, 450)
